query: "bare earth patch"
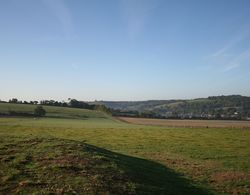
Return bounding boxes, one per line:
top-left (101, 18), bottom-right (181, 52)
top-left (118, 117), bottom-right (250, 128)
top-left (210, 171), bottom-right (250, 194)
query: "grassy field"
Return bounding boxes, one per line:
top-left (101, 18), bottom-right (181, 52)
top-left (0, 103), bottom-right (250, 194)
top-left (0, 103), bottom-right (109, 119)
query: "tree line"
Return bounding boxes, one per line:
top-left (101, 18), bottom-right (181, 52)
top-left (2, 95), bottom-right (250, 120)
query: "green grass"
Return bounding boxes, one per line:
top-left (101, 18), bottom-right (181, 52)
top-left (0, 103), bottom-right (109, 119)
top-left (0, 136), bottom-right (211, 194)
top-left (0, 103), bottom-right (250, 194)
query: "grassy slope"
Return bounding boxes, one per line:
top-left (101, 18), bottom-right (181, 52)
top-left (0, 103), bottom-right (109, 119)
top-left (0, 103), bottom-right (250, 194)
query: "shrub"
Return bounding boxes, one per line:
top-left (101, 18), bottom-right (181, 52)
top-left (34, 105), bottom-right (46, 117)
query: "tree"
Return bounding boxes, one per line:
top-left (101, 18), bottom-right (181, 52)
top-left (9, 98), bottom-right (18, 103)
top-left (34, 105), bottom-right (46, 117)
top-left (69, 99), bottom-right (90, 109)
top-left (94, 104), bottom-right (111, 114)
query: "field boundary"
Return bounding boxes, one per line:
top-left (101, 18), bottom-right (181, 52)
top-left (117, 117), bottom-right (250, 129)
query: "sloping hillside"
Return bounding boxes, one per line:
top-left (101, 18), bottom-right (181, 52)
top-left (94, 95), bottom-right (250, 119)
top-left (0, 103), bottom-right (110, 119)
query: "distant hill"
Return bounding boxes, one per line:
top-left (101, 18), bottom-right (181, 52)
top-left (92, 95), bottom-right (250, 120)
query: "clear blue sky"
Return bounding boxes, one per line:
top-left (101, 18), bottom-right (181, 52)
top-left (1, 0), bottom-right (250, 101)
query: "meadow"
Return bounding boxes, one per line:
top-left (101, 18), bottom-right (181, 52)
top-left (0, 103), bottom-right (249, 194)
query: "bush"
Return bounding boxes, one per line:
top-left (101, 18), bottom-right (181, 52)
top-left (34, 105), bottom-right (46, 117)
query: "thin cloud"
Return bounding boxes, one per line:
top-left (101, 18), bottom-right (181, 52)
top-left (209, 30), bottom-right (250, 72)
top-left (120, 0), bottom-right (159, 40)
top-left (223, 63), bottom-right (240, 72)
top-left (212, 28), bottom-right (250, 57)
top-left (42, 0), bottom-right (73, 37)
top-left (71, 63), bottom-right (80, 70)
top-left (212, 33), bottom-right (247, 57)
top-left (223, 49), bottom-right (250, 72)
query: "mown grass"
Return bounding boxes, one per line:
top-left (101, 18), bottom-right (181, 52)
top-left (0, 104), bottom-right (250, 194)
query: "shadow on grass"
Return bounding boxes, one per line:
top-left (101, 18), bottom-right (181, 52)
top-left (84, 143), bottom-right (212, 195)
top-left (0, 136), bottom-right (213, 194)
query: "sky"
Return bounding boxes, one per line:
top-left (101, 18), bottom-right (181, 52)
top-left (0, 0), bottom-right (250, 101)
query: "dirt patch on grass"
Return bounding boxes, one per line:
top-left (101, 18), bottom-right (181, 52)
top-left (16, 138), bottom-right (43, 146)
top-left (210, 171), bottom-right (250, 194)
top-left (151, 152), bottom-right (250, 194)
top-left (211, 171), bottom-right (250, 184)
top-left (38, 155), bottom-right (90, 165)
